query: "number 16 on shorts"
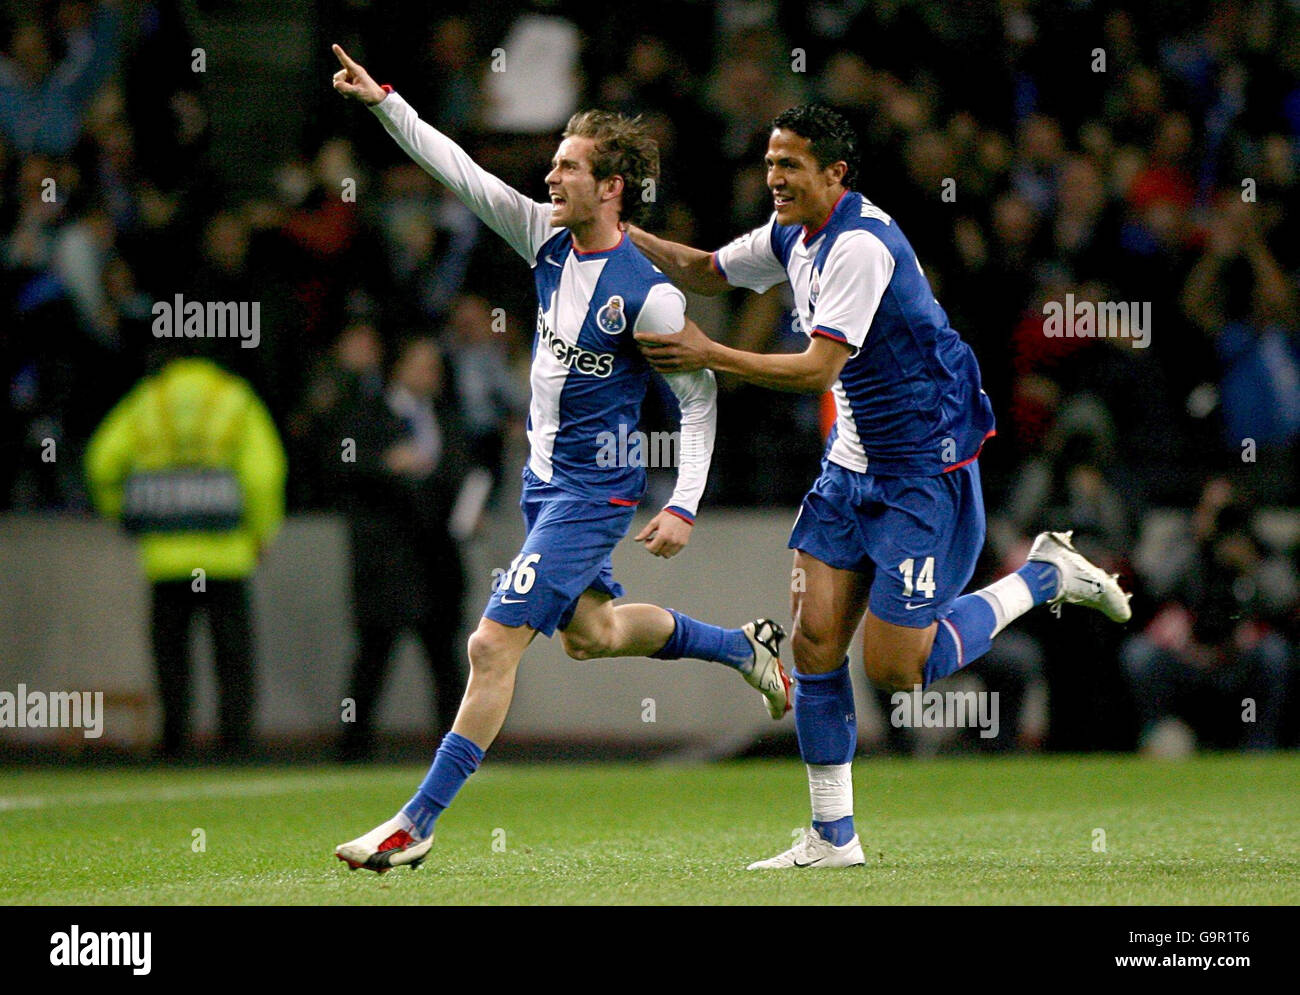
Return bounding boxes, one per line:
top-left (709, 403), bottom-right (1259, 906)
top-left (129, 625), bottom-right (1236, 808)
top-left (899, 557), bottom-right (936, 599)
top-left (497, 553), bottom-right (540, 595)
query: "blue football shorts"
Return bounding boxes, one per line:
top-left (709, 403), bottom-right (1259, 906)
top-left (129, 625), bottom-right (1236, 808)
top-left (788, 458), bottom-right (986, 628)
top-left (483, 468), bottom-right (637, 636)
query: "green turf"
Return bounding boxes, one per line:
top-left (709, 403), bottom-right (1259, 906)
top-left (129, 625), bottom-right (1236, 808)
top-left (2, 754), bottom-right (1296, 904)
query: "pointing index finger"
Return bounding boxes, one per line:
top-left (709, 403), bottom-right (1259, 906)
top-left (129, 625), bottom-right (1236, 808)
top-left (332, 43), bottom-right (359, 71)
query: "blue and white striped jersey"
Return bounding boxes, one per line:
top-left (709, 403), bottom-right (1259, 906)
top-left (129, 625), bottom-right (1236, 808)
top-left (714, 191), bottom-right (995, 478)
top-left (372, 92), bottom-right (715, 519)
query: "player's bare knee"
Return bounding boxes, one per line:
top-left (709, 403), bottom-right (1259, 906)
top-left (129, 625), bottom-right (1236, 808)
top-left (467, 625), bottom-right (513, 675)
top-left (560, 621), bottom-right (615, 661)
top-left (791, 626), bottom-right (840, 674)
top-left (560, 630), bottom-right (598, 661)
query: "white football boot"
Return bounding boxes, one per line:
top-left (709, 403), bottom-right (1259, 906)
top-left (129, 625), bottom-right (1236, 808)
top-left (747, 827), bottom-right (865, 870)
top-left (1027, 530), bottom-right (1132, 623)
top-left (335, 814), bottom-right (433, 874)
top-left (741, 619), bottom-right (792, 719)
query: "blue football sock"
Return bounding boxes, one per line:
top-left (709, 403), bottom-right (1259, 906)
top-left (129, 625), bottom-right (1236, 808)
top-left (650, 609), bottom-right (752, 670)
top-left (815, 814), bottom-right (855, 847)
top-left (1018, 561), bottom-right (1061, 605)
top-left (922, 594), bottom-right (997, 686)
top-left (401, 731), bottom-right (484, 839)
top-left (921, 563), bottom-right (1059, 687)
top-left (795, 660), bottom-right (857, 846)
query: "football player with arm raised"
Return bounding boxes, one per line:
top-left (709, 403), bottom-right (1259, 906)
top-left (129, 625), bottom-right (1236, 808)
top-left (329, 45), bottom-right (792, 873)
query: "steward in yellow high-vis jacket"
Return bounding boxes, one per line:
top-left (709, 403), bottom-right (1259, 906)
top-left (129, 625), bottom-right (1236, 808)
top-left (86, 357), bottom-right (287, 759)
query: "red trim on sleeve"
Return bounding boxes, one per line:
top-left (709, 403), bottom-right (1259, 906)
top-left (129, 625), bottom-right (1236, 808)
top-left (381, 84), bottom-right (393, 93)
top-left (662, 507), bottom-right (695, 525)
top-left (811, 327), bottom-right (849, 344)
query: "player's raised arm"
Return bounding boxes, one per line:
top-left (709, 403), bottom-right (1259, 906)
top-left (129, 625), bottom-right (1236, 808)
top-left (331, 43), bottom-right (551, 264)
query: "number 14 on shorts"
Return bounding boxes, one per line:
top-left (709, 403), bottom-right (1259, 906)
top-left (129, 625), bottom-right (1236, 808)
top-left (899, 557), bottom-right (936, 599)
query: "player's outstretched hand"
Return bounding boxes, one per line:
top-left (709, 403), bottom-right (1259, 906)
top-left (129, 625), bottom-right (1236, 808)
top-left (634, 510), bottom-right (692, 558)
top-left (331, 43), bottom-right (386, 105)
top-left (634, 318), bottom-right (714, 373)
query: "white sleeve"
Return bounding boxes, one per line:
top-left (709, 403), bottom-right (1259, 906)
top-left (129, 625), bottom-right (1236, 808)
top-left (810, 229), bottom-right (895, 350)
top-left (712, 215), bottom-right (789, 293)
top-left (370, 92), bottom-right (553, 265)
top-left (635, 284), bottom-right (716, 520)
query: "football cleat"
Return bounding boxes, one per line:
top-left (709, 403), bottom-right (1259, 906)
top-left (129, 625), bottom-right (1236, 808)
top-left (335, 814), bottom-right (433, 874)
top-left (741, 618), bottom-right (792, 719)
top-left (1027, 530), bottom-right (1132, 623)
top-left (746, 828), bottom-right (865, 870)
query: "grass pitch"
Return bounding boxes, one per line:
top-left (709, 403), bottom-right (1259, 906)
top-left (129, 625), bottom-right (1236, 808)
top-left (2, 753), bottom-right (1295, 905)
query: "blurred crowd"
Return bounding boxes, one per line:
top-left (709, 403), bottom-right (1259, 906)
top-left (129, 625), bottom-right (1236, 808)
top-left (2, 0), bottom-right (1298, 751)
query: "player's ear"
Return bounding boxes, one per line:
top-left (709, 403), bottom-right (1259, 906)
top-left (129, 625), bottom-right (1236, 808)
top-left (826, 160), bottom-right (848, 186)
top-left (602, 174), bottom-right (625, 206)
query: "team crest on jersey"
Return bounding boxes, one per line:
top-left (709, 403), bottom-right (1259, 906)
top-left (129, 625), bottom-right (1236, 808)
top-left (596, 295), bottom-right (627, 335)
top-left (809, 270), bottom-right (820, 305)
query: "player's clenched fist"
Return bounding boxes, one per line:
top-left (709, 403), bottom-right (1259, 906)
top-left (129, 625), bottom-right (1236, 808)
top-left (331, 43), bottom-right (386, 105)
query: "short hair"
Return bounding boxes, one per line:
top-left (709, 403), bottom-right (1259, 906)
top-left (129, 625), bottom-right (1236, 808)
top-left (562, 110), bottom-right (660, 225)
top-left (771, 104), bottom-right (858, 189)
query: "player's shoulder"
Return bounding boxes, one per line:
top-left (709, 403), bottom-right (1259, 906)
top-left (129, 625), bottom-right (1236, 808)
top-left (750, 212), bottom-right (801, 267)
top-left (772, 222), bottom-right (803, 265)
top-left (818, 194), bottom-right (903, 266)
top-left (828, 192), bottom-right (896, 239)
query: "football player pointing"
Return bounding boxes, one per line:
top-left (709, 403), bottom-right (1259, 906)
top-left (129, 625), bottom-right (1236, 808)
top-left (330, 44), bottom-right (791, 872)
top-left (633, 105), bottom-right (1132, 870)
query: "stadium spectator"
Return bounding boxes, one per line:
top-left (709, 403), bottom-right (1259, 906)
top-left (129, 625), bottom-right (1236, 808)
top-left (0, 1), bottom-right (121, 156)
top-left (1121, 491), bottom-right (1297, 751)
top-left (84, 347), bottom-right (287, 760)
top-left (442, 294), bottom-right (528, 499)
top-left (1181, 192), bottom-right (1300, 502)
top-left (327, 337), bottom-right (469, 762)
top-left (372, 161), bottom-right (480, 330)
top-left (288, 318), bottom-right (386, 509)
top-left (1007, 415), bottom-right (1132, 556)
